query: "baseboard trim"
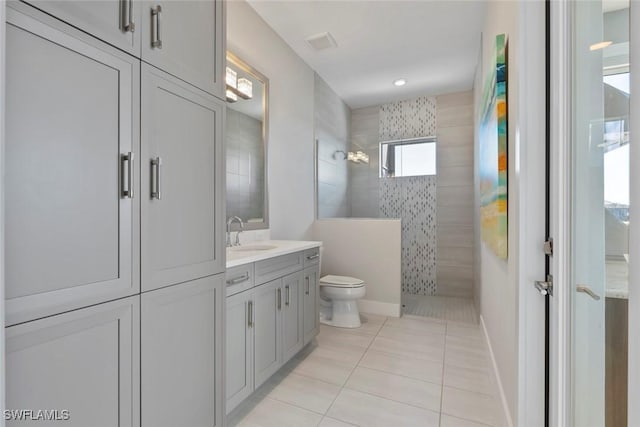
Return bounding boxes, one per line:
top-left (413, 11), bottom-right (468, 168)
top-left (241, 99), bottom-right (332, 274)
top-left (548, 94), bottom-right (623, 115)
top-left (357, 299), bottom-right (401, 317)
top-left (480, 315), bottom-right (514, 427)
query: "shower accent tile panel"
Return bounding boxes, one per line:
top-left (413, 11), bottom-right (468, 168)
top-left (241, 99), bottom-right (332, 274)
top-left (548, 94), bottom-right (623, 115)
top-left (380, 176), bottom-right (437, 295)
top-left (379, 96), bottom-right (437, 141)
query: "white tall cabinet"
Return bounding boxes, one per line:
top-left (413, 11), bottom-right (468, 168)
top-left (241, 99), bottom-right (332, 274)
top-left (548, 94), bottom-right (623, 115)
top-left (4, 1), bottom-right (226, 425)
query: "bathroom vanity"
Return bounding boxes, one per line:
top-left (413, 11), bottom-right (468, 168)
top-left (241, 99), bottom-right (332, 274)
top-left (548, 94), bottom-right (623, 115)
top-left (225, 241), bottom-right (321, 414)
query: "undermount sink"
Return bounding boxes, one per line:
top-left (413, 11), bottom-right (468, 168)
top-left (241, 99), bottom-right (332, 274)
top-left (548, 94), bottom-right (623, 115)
top-left (229, 244), bottom-right (278, 252)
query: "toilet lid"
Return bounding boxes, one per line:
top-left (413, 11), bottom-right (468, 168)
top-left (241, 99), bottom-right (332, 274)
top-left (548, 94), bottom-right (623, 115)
top-left (320, 275), bottom-right (364, 288)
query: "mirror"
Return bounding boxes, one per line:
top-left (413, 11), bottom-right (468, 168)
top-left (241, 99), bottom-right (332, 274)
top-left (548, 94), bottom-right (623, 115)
top-left (225, 52), bottom-right (269, 230)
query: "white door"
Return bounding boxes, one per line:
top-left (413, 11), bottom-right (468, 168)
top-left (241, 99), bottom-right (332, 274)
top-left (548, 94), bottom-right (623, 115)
top-left (550, 1), bottom-right (631, 425)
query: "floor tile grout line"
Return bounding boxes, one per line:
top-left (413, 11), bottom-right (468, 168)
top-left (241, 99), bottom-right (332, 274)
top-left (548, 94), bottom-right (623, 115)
top-left (352, 363), bottom-right (443, 386)
top-left (340, 383), bottom-right (442, 415)
top-left (322, 316), bottom-right (389, 423)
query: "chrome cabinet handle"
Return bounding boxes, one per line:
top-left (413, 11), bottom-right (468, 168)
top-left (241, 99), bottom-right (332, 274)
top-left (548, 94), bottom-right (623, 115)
top-left (150, 157), bottom-right (162, 200)
top-left (305, 277), bottom-right (310, 295)
top-left (121, 0), bottom-right (135, 32)
top-left (248, 300), bottom-right (253, 328)
top-left (226, 273), bottom-right (250, 285)
top-left (306, 253), bottom-right (319, 261)
top-left (121, 152), bottom-right (134, 198)
top-left (576, 285), bottom-right (601, 301)
top-left (285, 285), bottom-right (290, 306)
top-left (151, 5), bottom-right (162, 48)
top-left (277, 288), bottom-right (282, 311)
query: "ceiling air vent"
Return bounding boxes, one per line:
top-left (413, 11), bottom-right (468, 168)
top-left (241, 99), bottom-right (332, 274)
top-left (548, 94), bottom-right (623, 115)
top-left (305, 32), bottom-right (338, 51)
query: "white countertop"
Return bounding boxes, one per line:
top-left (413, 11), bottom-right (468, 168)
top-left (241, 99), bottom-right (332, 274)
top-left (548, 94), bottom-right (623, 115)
top-left (226, 240), bottom-right (322, 268)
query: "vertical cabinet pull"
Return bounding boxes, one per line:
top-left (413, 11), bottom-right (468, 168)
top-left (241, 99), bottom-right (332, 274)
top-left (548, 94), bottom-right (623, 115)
top-left (121, 0), bottom-right (135, 32)
top-left (305, 277), bottom-right (310, 295)
top-left (151, 5), bottom-right (163, 48)
top-left (277, 288), bottom-right (282, 311)
top-left (247, 301), bottom-right (253, 328)
top-left (285, 285), bottom-right (290, 306)
top-left (121, 152), bottom-right (134, 198)
top-left (150, 157), bottom-right (162, 200)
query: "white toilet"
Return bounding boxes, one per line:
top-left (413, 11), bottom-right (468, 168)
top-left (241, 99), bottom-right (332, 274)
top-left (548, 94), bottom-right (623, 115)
top-left (319, 275), bottom-right (366, 328)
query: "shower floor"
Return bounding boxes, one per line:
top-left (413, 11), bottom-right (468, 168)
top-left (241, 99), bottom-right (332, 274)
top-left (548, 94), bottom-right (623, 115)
top-left (402, 294), bottom-right (478, 324)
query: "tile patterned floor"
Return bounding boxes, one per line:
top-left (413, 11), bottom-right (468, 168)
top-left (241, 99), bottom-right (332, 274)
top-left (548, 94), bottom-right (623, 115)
top-left (227, 313), bottom-right (503, 427)
top-left (402, 295), bottom-right (478, 323)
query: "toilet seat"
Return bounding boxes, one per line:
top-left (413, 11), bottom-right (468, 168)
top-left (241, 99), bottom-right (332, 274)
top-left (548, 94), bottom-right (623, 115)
top-left (320, 275), bottom-right (364, 288)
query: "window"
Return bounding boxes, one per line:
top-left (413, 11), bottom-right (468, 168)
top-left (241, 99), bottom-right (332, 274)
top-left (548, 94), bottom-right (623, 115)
top-left (380, 138), bottom-right (436, 178)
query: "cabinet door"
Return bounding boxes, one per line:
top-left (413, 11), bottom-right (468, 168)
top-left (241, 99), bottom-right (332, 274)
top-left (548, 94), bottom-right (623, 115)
top-left (282, 271), bottom-right (304, 362)
top-left (141, 64), bottom-right (225, 292)
top-left (6, 296), bottom-right (140, 427)
top-left (141, 275), bottom-right (223, 427)
top-left (253, 279), bottom-right (282, 389)
top-left (24, 0), bottom-right (142, 55)
top-left (226, 290), bottom-right (254, 414)
top-left (5, 4), bottom-right (140, 326)
top-left (141, 0), bottom-right (224, 97)
top-left (303, 266), bottom-right (320, 345)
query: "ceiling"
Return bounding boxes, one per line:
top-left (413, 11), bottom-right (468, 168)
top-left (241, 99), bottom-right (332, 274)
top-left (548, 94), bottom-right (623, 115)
top-left (248, 1), bottom-right (487, 109)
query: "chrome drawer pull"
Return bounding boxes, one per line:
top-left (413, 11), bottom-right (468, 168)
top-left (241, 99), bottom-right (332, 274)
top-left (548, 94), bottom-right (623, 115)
top-left (285, 285), bottom-right (290, 306)
top-left (248, 301), bottom-right (253, 328)
top-left (277, 288), bottom-right (282, 310)
top-left (121, 152), bottom-right (134, 198)
top-left (121, 0), bottom-right (135, 32)
top-left (151, 5), bottom-right (162, 48)
top-left (306, 253), bottom-right (319, 261)
top-left (150, 157), bottom-right (162, 200)
top-left (226, 274), bottom-right (250, 285)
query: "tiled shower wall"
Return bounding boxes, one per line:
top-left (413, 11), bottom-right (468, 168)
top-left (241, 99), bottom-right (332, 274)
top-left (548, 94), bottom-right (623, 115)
top-left (378, 96), bottom-right (438, 295)
top-left (435, 92), bottom-right (475, 298)
top-left (349, 93), bottom-right (475, 296)
top-left (315, 74), bottom-right (352, 218)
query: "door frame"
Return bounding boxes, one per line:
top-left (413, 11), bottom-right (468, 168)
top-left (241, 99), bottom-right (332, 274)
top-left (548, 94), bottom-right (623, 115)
top-left (629, 2), bottom-right (639, 426)
top-left (1, 0), bottom-right (6, 423)
top-left (549, 1), bottom-right (639, 426)
top-left (548, 0), bottom-right (573, 425)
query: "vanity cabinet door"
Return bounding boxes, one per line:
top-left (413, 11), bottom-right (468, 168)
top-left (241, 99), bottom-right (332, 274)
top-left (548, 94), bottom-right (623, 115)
top-left (5, 4), bottom-right (140, 326)
top-left (253, 279), bottom-right (283, 389)
top-left (141, 64), bottom-right (225, 292)
top-left (303, 266), bottom-right (320, 345)
top-left (141, 275), bottom-right (223, 427)
top-left (282, 271), bottom-right (304, 362)
top-left (141, 0), bottom-right (224, 98)
top-left (6, 296), bottom-right (140, 427)
top-left (24, 0), bottom-right (142, 55)
top-left (226, 290), bottom-right (254, 414)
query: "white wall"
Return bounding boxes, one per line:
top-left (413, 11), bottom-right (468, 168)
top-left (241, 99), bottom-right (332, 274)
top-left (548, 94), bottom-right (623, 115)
top-left (474, 1), bottom-right (521, 424)
top-left (311, 219), bottom-right (402, 317)
top-left (227, 1), bottom-right (316, 240)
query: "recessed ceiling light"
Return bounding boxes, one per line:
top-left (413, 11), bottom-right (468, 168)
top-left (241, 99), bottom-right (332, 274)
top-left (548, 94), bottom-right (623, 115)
top-left (590, 41), bottom-right (612, 51)
top-left (394, 79), bottom-right (407, 87)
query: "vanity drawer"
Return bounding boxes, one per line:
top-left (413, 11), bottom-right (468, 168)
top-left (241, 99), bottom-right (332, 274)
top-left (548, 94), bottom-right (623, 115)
top-left (254, 252), bottom-right (304, 285)
top-left (226, 264), bottom-right (254, 297)
top-left (303, 247), bottom-right (321, 268)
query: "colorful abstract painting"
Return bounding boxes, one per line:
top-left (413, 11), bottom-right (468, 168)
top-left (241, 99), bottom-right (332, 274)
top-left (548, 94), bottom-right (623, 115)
top-left (479, 34), bottom-right (508, 259)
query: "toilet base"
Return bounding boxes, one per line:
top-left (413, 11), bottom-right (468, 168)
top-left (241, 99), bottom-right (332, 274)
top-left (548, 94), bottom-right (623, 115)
top-left (319, 300), bottom-right (362, 328)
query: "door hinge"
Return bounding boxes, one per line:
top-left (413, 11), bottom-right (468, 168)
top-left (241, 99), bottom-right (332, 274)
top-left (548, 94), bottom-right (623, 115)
top-left (535, 275), bottom-right (553, 296)
top-left (543, 238), bottom-right (553, 256)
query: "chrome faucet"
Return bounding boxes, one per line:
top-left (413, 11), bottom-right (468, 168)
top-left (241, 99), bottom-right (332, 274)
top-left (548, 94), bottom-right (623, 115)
top-left (226, 216), bottom-right (244, 247)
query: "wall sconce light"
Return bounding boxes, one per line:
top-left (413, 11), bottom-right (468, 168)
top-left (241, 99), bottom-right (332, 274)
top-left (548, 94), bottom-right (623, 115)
top-left (226, 67), bottom-right (237, 87)
top-left (333, 149), bottom-right (369, 164)
top-left (226, 89), bottom-right (238, 103)
top-left (237, 78), bottom-right (253, 99)
top-left (226, 67), bottom-right (253, 101)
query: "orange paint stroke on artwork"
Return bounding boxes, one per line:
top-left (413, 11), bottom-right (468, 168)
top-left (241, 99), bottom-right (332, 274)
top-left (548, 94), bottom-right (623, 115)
top-left (497, 101), bottom-right (506, 116)
top-left (498, 153), bottom-right (507, 171)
